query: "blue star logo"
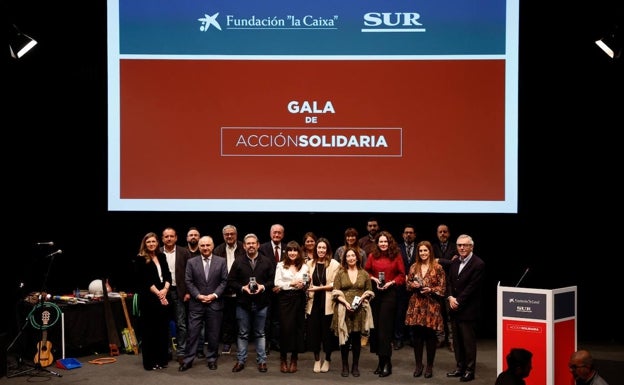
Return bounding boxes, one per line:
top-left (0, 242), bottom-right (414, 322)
top-left (198, 13), bottom-right (221, 31)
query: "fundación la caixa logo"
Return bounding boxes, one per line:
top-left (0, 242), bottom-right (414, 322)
top-left (198, 10), bottom-right (426, 33)
top-left (503, 292), bottom-right (546, 320)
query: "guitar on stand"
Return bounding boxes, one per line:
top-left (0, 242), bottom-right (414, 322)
top-left (101, 279), bottom-right (121, 356)
top-left (119, 292), bottom-right (139, 354)
top-left (33, 310), bottom-right (54, 367)
top-left (6, 245), bottom-right (63, 378)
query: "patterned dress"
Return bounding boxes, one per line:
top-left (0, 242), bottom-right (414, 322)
top-left (404, 262), bottom-right (446, 332)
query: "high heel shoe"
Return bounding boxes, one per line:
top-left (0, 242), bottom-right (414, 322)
top-left (413, 365), bottom-right (423, 377)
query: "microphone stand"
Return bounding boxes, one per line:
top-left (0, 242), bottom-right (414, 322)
top-left (6, 251), bottom-right (62, 378)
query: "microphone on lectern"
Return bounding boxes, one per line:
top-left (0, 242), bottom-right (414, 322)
top-left (515, 268), bottom-right (530, 287)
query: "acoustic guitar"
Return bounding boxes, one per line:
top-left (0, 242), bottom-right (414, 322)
top-left (34, 310), bottom-right (54, 367)
top-left (119, 292), bottom-right (139, 354)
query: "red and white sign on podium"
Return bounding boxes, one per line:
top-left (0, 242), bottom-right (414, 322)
top-left (497, 285), bottom-right (577, 385)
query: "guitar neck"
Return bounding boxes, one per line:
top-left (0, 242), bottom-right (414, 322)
top-left (120, 293), bottom-right (133, 329)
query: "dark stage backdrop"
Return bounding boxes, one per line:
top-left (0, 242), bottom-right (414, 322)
top-left (4, 0), bottom-right (622, 345)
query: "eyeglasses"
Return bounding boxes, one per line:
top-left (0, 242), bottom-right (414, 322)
top-left (568, 364), bottom-right (587, 370)
top-left (457, 244), bottom-right (473, 248)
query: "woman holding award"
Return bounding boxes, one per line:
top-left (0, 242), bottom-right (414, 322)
top-left (405, 240), bottom-right (446, 379)
top-left (364, 231), bottom-right (405, 377)
top-left (331, 247), bottom-right (374, 377)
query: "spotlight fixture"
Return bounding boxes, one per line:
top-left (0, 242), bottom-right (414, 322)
top-left (9, 24), bottom-right (38, 59)
top-left (595, 24), bottom-right (621, 60)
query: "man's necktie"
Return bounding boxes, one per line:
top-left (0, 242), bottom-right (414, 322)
top-left (204, 257), bottom-right (211, 280)
top-left (441, 243), bottom-right (447, 253)
top-left (274, 246), bottom-right (280, 262)
top-left (407, 245), bottom-right (413, 263)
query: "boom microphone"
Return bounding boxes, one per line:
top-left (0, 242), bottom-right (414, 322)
top-left (45, 249), bottom-right (63, 258)
top-left (36, 242), bottom-right (54, 246)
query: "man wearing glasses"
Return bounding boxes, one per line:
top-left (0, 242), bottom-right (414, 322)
top-left (445, 234), bottom-right (485, 382)
top-left (214, 225), bottom-right (246, 355)
top-left (568, 350), bottom-right (610, 385)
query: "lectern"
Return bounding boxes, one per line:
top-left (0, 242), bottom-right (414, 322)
top-left (497, 285), bottom-right (576, 385)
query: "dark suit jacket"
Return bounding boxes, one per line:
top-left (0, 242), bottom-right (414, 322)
top-left (398, 242), bottom-right (416, 298)
top-left (227, 253), bottom-right (275, 310)
top-left (258, 241), bottom-right (286, 264)
top-left (447, 253), bottom-right (485, 321)
top-left (399, 242), bottom-right (416, 271)
top-left (134, 253), bottom-right (172, 311)
top-left (213, 241), bottom-right (246, 296)
top-left (185, 254), bottom-right (228, 312)
top-left (160, 245), bottom-right (192, 298)
top-left (433, 241), bottom-right (458, 274)
top-left (213, 241), bottom-right (246, 260)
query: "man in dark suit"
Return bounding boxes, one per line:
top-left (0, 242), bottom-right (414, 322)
top-left (258, 223), bottom-right (286, 263)
top-left (394, 224), bottom-right (417, 350)
top-left (432, 223), bottom-right (458, 350)
top-left (445, 234), bottom-right (485, 383)
top-left (258, 223), bottom-right (286, 352)
top-left (213, 224), bottom-right (246, 354)
top-left (160, 227), bottom-right (192, 363)
top-left (179, 236), bottom-right (228, 371)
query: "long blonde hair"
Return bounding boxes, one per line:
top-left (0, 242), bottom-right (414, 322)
top-left (138, 232), bottom-right (159, 263)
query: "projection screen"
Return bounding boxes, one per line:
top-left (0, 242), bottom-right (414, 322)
top-left (107, 0), bottom-right (519, 213)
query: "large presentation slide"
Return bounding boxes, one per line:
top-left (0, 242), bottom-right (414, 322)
top-left (107, 0), bottom-right (518, 213)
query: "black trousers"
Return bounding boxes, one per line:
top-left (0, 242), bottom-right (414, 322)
top-left (450, 319), bottom-right (477, 372)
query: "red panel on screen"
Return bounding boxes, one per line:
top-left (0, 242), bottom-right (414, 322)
top-left (501, 320), bottom-right (547, 385)
top-left (120, 60), bottom-right (505, 200)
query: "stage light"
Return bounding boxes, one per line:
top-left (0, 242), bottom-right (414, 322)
top-left (595, 24), bottom-right (621, 60)
top-left (9, 24), bottom-right (37, 59)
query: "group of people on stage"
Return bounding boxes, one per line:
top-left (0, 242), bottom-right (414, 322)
top-left (130, 219), bottom-right (488, 382)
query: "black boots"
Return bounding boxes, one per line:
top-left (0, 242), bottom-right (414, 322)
top-left (341, 360), bottom-right (349, 377)
top-left (351, 362), bottom-right (360, 377)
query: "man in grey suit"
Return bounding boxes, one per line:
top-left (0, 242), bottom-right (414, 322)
top-left (179, 236), bottom-right (228, 371)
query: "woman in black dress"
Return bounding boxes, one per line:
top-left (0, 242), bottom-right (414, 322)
top-left (134, 232), bottom-right (172, 371)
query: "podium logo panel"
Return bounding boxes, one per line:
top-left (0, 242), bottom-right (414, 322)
top-left (502, 291), bottom-right (547, 320)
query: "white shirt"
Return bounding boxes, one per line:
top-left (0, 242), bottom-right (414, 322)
top-left (458, 253), bottom-right (472, 274)
top-left (164, 246), bottom-right (176, 286)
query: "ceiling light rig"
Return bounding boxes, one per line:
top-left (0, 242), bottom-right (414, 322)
top-left (595, 24), bottom-right (621, 60)
top-left (9, 24), bottom-right (38, 59)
